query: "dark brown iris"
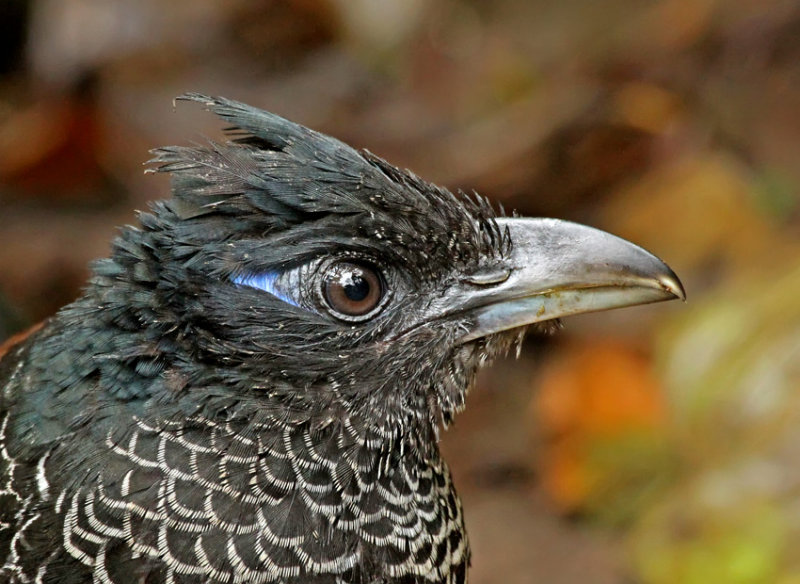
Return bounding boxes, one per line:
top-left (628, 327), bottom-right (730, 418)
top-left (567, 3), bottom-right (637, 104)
top-left (323, 262), bottom-right (383, 318)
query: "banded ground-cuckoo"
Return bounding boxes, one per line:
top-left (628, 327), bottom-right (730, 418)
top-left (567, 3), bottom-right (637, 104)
top-left (0, 95), bottom-right (684, 584)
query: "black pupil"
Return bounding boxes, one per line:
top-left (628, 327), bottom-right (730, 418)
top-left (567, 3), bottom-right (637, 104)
top-left (344, 274), bottom-right (370, 301)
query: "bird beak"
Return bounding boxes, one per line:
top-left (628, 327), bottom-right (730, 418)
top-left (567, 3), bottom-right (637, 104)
top-left (458, 218), bottom-right (685, 342)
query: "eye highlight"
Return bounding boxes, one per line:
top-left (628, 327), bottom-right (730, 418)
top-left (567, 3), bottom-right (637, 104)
top-left (322, 261), bottom-right (385, 320)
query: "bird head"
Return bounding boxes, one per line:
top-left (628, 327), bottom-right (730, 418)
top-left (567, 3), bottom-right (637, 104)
top-left (102, 94), bottom-right (683, 444)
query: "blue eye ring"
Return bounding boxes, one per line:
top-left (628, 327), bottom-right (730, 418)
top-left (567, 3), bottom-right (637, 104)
top-left (231, 272), bottom-right (300, 307)
top-left (231, 258), bottom-right (391, 322)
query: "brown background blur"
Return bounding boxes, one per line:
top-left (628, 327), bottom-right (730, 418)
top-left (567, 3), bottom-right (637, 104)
top-left (1, 1), bottom-right (799, 582)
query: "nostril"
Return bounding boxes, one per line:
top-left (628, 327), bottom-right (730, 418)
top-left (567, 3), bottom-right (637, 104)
top-left (463, 268), bottom-right (511, 286)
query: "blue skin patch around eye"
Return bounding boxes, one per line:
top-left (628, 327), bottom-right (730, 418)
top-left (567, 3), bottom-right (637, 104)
top-left (231, 272), bottom-right (300, 307)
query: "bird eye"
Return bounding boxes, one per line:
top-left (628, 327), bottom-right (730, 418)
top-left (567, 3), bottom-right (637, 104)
top-left (322, 261), bottom-right (385, 320)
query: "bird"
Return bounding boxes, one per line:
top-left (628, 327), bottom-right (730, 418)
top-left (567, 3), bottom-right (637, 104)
top-left (0, 94), bottom-right (684, 584)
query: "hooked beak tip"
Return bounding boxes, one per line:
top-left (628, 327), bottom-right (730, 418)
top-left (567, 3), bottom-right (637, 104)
top-left (657, 270), bottom-right (686, 302)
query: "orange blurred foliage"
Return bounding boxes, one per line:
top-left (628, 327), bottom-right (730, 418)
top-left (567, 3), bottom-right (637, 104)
top-left (532, 340), bottom-right (667, 512)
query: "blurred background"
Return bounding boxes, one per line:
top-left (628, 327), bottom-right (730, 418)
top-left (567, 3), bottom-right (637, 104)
top-left (1, 0), bottom-right (799, 582)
